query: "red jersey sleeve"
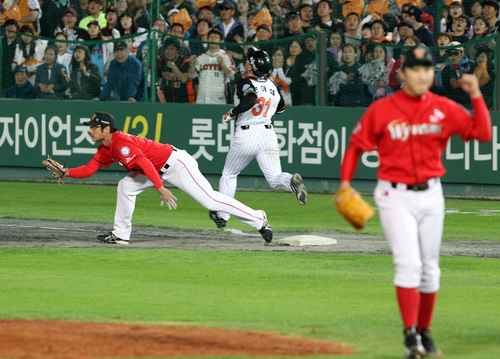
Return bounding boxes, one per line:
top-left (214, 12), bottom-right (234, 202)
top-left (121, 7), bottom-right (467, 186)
top-left (136, 156), bottom-right (164, 190)
top-left (349, 103), bottom-right (379, 153)
top-left (452, 96), bottom-right (492, 143)
top-left (67, 146), bottom-right (114, 178)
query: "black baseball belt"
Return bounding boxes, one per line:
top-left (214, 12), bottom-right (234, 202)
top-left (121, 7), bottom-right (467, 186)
top-left (241, 125), bottom-right (272, 130)
top-left (391, 178), bottom-right (437, 191)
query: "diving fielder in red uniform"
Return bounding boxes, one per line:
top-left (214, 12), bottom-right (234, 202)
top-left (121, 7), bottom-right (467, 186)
top-left (340, 46), bottom-right (492, 358)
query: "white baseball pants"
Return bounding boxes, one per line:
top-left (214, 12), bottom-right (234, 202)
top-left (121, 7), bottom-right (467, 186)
top-left (218, 125), bottom-right (293, 221)
top-left (113, 149), bottom-right (265, 240)
top-left (374, 178), bottom-right (444, 293)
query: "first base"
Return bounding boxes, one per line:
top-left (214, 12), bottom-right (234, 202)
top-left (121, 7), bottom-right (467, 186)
top-left (277, 235), bottom-right (337, 246)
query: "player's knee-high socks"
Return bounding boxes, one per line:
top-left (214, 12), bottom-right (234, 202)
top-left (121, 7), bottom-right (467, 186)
top-left (418, 291), bottom-right (437, 332)
top-left (396, 286), bottom-right (420, 328)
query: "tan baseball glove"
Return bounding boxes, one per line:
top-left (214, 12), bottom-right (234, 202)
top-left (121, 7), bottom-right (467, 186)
top-left (333, 187), bottom-right (376, 230)
top-left (42, 156), bottom-right (66, 184)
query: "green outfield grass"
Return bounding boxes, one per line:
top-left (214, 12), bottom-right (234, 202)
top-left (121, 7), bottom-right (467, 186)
top-left (0, 248), bottom-right (499, 359)
top-left (0, 182), bottom-right (499, 240)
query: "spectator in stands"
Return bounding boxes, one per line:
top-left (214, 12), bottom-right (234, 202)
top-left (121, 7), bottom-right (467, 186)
top-left (466, 16), bottom-right (495, 61)
top-left (286, 39), bottom-right (302, 67)
top-left (336, 43), bottom-right (363, 107)
top-left (189, 19), bottom-right (213, 56)
top-left (314, 0), bottom-right (333, 31)
top-left (452, 14), bottom-right (471, 43)
top-left (290, 32), bottom-right (338, 106)
top-left (363, 19), bottom-right (393, 63)
top-left (64, 44), bottom-right (101, 100)
top-left (482, 0), bottom-right (500, 34)
top-left (217, 1), bottom-right (244, 43)
top-left (6, 65), bottom-right (36, 98)
top-left (116, 12), bottom-right (147, 56)
top-left (35, 46), bottom-right (68, 99)
top-left (267, 0), bottom-right (286, 39)
top-left (54, 30), bottom-right (73, 71)
top-left (39, 0), bottom-right (66, 38)
top-left (270, 47), bottom-right (292, 106)
top-left (237, 0), bottom-right (251, 31)
top-left (281, 10), bottom-right (304, 38)
top-left (407, 4), bottom-right (436, 46)
top-left (1, 19), bottom-right (20, 96)
top-left (93, 40), bottom-right (145, 101)
top-left (188, 28), bottom-right (236, 104)
top-left (101, 6), bottom-right (121, 39)
top-left (166, 8), bottom-right (179, 28)
top-left (344, 12), bottom-right (361, 49)
top-left (439, 4), bottom-right (449, 33)
top-left (71, 0), bottom-right (91, 22)
top-left (116, 0), bottom-right (129, 16)
top-left (471, 0), bottom-right (483, 22)
top-left (442, 41), bottom-right (476, 109)
top-left (16, 0), bottom-right (41, 35)
top-left (131, 0), bottom-right (151, 30)
top-left (158, 37), bottom-right (194, 103)
top-left (161, 0), bottom-right (194, 20)
top-left (444, 1), bottom-right (463, 32)
top-left (251, 0), bottom-right (266, 12)
top-left (433, 32), bottom-right (452, 92)
top-left (392, 20), bottom-right (414, 59)
top-left (255, 24), bottom-right (274, 54)
top-left (12, 25), bottom-right (47, 83)
top-left (62, 7), bottom-right (88, 42)
top-left (328, 30), bottom-right (342, 64)
top-left (299, 4), bottom-right (313, 32)
top-left (188, 6), bottom-right (215, 39)
top-left (169, 23), bottom-right (191, 57)
top-left (361, 22), bottom-right (371, 41)
top-left (369, 44), bottom-right (395, 100)
top-left (473, 46), bottom-right (495, 108)
top-left (86, 20), bottom-right (114, 83)
top-left (79, 0), bottom-right (107, 30)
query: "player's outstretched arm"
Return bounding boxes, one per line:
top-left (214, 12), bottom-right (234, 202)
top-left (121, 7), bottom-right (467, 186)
top-left (458, 74), bottom-right (492, 142)
top-left (340, 145), bottom-right (363, 188)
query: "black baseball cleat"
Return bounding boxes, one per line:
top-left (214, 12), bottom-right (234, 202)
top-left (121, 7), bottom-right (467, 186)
top-left (420, 328), bottom-right (444, 358)
top-left (209, 211), bottom-right (227, 230)
top-left (258, 210), bottom-right (273, 243)
top-left (97, 232), bottom-right (129, 245)
top-left (290, 173), bottom-right (308, 205)
top-left (404, 325), bottom-right (426, 359)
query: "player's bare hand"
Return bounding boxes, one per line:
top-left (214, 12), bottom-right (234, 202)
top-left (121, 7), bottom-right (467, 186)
top-left (340, 180), bottom-right (351, 190)
top-left (459, 74), bottom-right (482, 99)
top-left (158, 186), bottom-right (178, 210)
top-left (222, 111), bottom-right (234, 124)
top-left (189, 54), bottom-right (197, 63)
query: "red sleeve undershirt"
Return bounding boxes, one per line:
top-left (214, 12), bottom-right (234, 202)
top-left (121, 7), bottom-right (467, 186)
top-left (136, 156), bottom-right (164, 190)
top-left (340, 144), bottom-right (363, 182)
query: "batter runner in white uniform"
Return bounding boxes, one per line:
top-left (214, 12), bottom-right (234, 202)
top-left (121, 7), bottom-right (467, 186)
top-left (188, 28), bottom-right (236, 104)
top-left (340, 46), bottom-right (492, 358)
top-left (57, 112), bottom-right (273, 244)
top-left (209, 47), bottom-right (308, 230)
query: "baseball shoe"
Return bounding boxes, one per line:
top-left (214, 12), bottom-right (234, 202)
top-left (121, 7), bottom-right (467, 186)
top-left (258, 210), bottom-right (273, 243)
top-left (404, 325), bottom-right (426, 359)
top-left (97, 232), bottom-right (129, 245)
top-left (290, 173), bottom-right (308, 205)
top-left (209, 211), bottom-right (227, 230)
top-left (420, 328), bottom-right (444, 358)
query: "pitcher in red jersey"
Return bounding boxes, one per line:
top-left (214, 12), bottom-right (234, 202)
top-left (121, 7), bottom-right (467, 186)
top-left (339, 45), bottom-right (492, 358)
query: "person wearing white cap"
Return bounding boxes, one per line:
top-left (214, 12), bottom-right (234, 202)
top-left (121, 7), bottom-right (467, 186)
top-left (161, 0), bottom-right (194, 23)
top-left (441, 41), bottom-right (477, 109)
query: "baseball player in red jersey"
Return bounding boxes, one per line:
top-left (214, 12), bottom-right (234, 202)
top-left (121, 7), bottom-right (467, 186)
top-left (340, 46), bottom-right (492, 358)
top-left (57, 112), bottom-right (273, 244)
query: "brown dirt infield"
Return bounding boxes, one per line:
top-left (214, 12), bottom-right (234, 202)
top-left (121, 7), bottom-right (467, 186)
top-left (0, 319), bottom-right (353, 358)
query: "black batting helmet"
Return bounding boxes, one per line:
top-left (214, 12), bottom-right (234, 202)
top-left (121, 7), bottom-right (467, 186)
top-left (246, 47), bottom-right (271, 78)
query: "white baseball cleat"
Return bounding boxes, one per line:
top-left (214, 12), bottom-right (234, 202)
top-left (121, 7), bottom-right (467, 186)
top-left (258, 210), bottom-right (273, 243)
top-left (291, 173), bottom-right (308, 205)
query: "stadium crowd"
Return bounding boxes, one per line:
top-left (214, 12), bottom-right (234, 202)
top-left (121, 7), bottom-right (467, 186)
top-left (0, 0), bottom-right (497, 108)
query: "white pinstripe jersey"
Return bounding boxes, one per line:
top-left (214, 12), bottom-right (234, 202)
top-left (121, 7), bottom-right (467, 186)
top-left (233, 76), bottom-right (285, 126)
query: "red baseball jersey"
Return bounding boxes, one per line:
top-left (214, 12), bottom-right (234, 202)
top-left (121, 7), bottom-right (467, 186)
top-left (347, 90), bottom-right (491, 184)
top-left (68, 132), bottom-right (173, 189)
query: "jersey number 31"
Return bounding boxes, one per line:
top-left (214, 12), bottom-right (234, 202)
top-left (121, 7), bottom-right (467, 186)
top-left (252, 97), bottom-right (272, 117)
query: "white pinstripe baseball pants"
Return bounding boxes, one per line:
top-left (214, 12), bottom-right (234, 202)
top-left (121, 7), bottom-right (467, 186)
top-left (113, 149), bottom-right (265, 240)
top-left (217, 125), bottom-right (293, 221)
